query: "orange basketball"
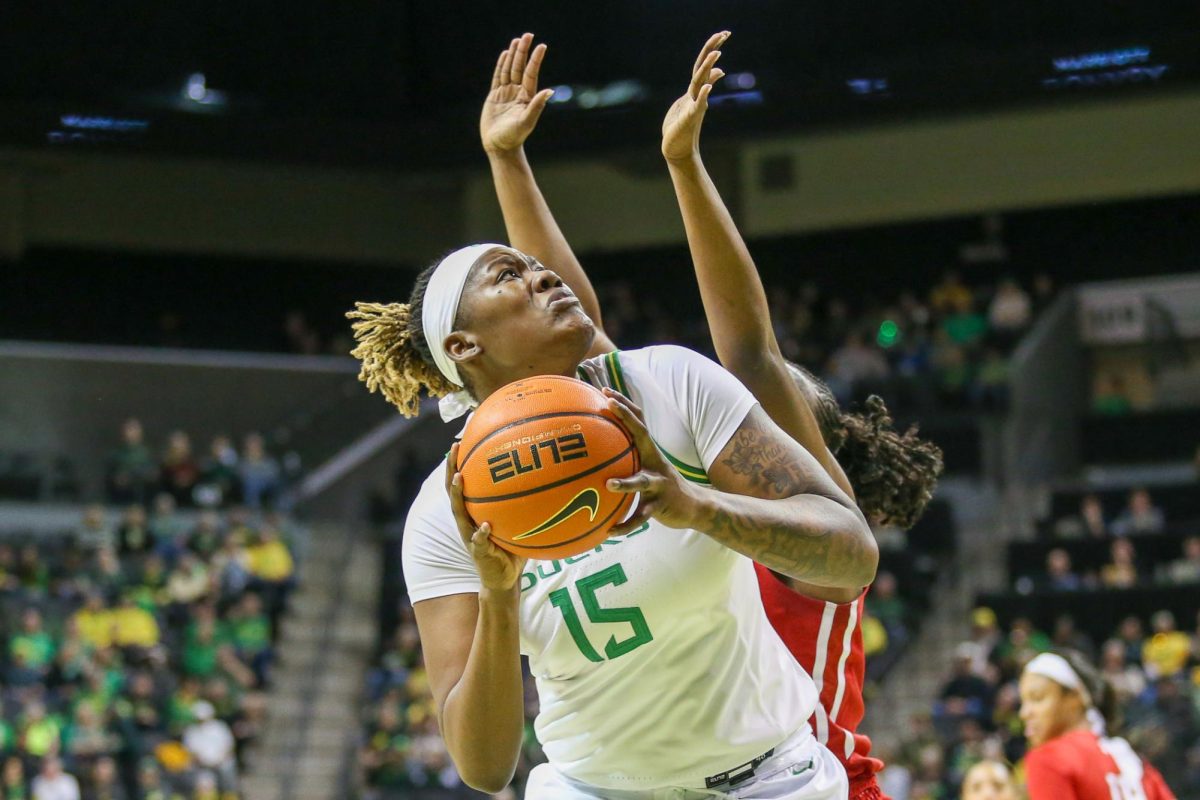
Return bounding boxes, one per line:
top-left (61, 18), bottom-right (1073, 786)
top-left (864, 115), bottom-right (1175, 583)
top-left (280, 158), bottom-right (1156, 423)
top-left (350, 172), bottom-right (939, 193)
top-left (457, 375), bottom-right (639, 560)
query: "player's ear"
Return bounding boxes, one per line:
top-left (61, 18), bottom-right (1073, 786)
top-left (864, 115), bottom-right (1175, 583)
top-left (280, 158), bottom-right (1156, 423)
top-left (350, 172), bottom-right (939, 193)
top-left (445, 332), bottom-right (482, 366)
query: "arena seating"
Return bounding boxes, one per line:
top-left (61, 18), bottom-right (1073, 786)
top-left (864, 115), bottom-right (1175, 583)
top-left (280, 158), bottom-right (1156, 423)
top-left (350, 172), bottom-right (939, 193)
top-left (0, 424), bottom-right (301, 800)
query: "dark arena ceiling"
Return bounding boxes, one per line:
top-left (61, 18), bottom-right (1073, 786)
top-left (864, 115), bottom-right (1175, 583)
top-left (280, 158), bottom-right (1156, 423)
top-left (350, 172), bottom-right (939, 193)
top-left (0, 0), bottom-right (1197, 168)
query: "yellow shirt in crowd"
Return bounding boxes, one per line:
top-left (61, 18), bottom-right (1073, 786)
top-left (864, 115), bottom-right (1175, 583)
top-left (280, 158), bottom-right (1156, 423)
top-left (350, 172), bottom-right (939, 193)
top-left (246, 540), bottom-right (294, 582)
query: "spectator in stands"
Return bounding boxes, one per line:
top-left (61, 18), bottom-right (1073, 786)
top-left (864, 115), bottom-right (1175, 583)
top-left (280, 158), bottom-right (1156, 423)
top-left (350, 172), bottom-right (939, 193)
top-left (1100, 538), bottom-right (1140, 589)
top-left (1163, 536), bottom-right (1200, 585)
top-left (159, 432), bottom-right (200, 508)
top-left (65, 702), bottom-right (118, 761)
top-left (106, 419), bottom-right (158, 505)
top-left (1092, 375), bottom-right (1133, 416)
top-left (2, 758), bottom-right (26, 800)
top-left (960, 760), bottom-right (1016, 800)
top-left (88, 547), bottom-right (125, 598)
top-left (17, 544), bottom-right (49, 594)
top-left (30, 757), bottom-right (79, 800)
top-left (114, 505), bottom-right (155, 561)
top-left (227, 592), bottom-right (272, 687)
top-left (993, 617), bottom-right (1051, 677)
top-left (237, 434), bottom-right (281, 510)
top-left (186, 513), bottom-right (222, 562)
top-left (1051, 614), bottom-right (1095, 661)
top-left (867, 571), bottom-right (909, 644)
top-left (209, 536), bottom-right (250, 599)
top-left (165, 554), bottom-right (210, 610)
top-left (73, 592), bottom-right (112, 650)
top-left (181, 702), bottom-right (236, 796)
top-left (1100, 639), bottom-right (1147, 705)
top-left (1045, 547), bottom-right (1083, 591)
top-left (938, 643), bottom-right (993, 728)
top-left (930, 270), bottom-right (973, 316)
top-left (0, 543), bottom-right (17, 593)
top-left (75, 506), bottom-right (113, 553)
top-left (1111, 488), bottom-right (1166, 537)
top-left (148, 494), bottom-right (187, 549)
top-left (196, 436), bottom-right (239, 509)
top-left (942, 298), bottom-right (988, 349)
top-left (86, 757), bottom-right (126, 800)
top-left (110, 593), bottom-right (160, 652)
top-left (1055, 493), bottom-right (1108, 540)
top-left (1116, 615), bottom-right (1146, 665)
top-left (827, 330), bottom-right (890, 400)
top-left (10, 607), bottom-right (56, 680)
top-left (968, 607), bottom-right (1002, 671)
top-left (1142, 610), bottom-right (1191, 679)
top-left (244, 524), bottom-right (294, 625)
top-left (987, 278), bottom-right (1032, 337)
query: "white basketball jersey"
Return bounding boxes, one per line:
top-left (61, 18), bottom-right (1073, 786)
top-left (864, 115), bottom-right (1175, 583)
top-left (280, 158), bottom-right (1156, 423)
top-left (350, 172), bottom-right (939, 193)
top-left (403, 346), bottom-right (818, 790)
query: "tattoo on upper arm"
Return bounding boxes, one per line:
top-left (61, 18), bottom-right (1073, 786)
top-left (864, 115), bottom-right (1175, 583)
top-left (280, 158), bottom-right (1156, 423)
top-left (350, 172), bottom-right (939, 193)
top-left (707, 410), bottom-right (872, 587)
top-left (719, 412), bottom-right (821, 499)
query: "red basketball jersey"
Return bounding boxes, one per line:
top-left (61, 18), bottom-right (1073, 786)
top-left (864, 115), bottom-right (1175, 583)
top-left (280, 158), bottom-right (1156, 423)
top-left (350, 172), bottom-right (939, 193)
top-left (1025, 729), bottom-right (1175, 800)
top-left (755, 564), bottom-right (885, 798)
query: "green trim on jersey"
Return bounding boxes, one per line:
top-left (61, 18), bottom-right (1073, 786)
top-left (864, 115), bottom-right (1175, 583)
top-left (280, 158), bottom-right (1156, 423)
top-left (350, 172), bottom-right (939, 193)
top-left (655, 445), bottom-right (711, 485)
top-left (579, 350), bottom-right (710, 484)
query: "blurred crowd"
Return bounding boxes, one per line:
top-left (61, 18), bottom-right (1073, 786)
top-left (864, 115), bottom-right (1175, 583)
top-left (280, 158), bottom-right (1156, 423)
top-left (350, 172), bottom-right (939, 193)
top-left (1, 424), bottom-right (301, 800)
top-left (107, 420), bottom-right (293, 511)
top-left (595, 270), bottom-right (1054, 415)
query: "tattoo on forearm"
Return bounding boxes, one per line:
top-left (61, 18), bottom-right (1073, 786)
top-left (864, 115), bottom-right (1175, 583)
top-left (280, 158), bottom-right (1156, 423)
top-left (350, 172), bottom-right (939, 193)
top-left (709, 413), bottom-right (872, 586)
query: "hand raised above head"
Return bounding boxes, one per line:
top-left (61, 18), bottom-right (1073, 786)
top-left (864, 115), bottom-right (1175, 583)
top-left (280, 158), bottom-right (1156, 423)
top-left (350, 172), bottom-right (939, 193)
top-left (481, 32), bottom-right (556, 156)
top-left (662, 31), bottom-right (730, 163)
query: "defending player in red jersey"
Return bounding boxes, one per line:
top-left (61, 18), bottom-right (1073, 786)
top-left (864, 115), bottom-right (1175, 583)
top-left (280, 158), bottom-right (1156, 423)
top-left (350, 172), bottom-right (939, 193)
top-left (479, 32), bottom-right (942, 798)
top-left (1020, 651), bottom-right (1175, 800)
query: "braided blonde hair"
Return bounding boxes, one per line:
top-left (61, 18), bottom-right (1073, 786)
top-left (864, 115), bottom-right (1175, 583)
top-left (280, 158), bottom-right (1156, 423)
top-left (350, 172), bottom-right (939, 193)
top-left (346, 263), bottom-right (459, 417)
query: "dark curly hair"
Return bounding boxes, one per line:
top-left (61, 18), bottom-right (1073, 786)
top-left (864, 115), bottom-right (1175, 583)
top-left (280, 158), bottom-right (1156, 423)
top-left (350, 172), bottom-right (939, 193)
top-left (787, 363), bottom-right (944, 529)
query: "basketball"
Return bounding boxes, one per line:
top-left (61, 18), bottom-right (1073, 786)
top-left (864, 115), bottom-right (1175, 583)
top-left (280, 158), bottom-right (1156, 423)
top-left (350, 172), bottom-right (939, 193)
top-left (457, 375), bottom-right (640, 560)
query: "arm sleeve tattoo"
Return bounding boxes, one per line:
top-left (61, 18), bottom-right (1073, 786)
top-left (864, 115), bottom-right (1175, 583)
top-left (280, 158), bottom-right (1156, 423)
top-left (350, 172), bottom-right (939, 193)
top-left (698, 408), bottom-right (877, 588)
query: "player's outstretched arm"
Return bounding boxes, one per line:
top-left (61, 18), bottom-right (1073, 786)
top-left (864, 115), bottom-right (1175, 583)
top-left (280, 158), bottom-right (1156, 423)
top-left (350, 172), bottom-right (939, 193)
top-left (411, 447), bottom-right (526, 793)
top-left (662, 33), bottom-right (850, 495)
top-left (605, 390), bottom-right (878, 590)
top-left (482, 33), bottom-right (616, 355)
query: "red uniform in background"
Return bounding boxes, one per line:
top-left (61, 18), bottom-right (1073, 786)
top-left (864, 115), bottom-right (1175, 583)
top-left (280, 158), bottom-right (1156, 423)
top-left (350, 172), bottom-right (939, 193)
top-left (755, 564), bottom-right (886, 800)
top-left (1025, 729), bottom-right (1175, 800)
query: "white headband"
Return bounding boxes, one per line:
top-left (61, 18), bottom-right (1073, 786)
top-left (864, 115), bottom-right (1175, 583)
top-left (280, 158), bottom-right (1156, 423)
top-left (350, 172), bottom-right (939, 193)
top-left (421, 243), bottom-right (506, 422)
top-left (1024, 653), bottom-right (1107, 735)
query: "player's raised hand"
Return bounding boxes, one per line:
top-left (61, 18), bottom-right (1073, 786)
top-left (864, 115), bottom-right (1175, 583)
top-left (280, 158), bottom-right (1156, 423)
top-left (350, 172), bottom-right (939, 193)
top-left (481, 33), bottom-right (555, 155)
top-left (661, 31), bottom-right (729, 163)
top-left (446, 443), bottom-right (526, 591)
top-left (603, 388), bottom-right (703, 535)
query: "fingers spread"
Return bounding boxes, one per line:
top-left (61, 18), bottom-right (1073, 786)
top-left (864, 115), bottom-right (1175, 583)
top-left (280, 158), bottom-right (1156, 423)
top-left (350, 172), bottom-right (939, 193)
top-left (524, 42), bottom-right (547, 95)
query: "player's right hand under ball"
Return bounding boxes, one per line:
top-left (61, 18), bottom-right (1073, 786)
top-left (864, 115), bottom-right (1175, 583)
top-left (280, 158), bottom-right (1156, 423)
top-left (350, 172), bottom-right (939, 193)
top-left (447, 442), bottom-right (527, 592)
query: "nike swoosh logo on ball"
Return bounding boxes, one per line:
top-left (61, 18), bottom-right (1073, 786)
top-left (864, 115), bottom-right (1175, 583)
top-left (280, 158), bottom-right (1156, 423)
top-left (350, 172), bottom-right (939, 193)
top-left (513, 488), bottom-right (601, 540)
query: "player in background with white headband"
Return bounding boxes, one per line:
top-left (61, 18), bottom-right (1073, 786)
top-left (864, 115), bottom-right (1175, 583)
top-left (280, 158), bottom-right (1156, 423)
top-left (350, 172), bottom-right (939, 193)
top-left (1019, 650), bottom-right (1174, 800)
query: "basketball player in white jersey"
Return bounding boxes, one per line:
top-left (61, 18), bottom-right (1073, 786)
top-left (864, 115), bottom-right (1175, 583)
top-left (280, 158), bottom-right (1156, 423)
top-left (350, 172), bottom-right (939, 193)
top-left (348, 241), bottom-right (877, 798)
